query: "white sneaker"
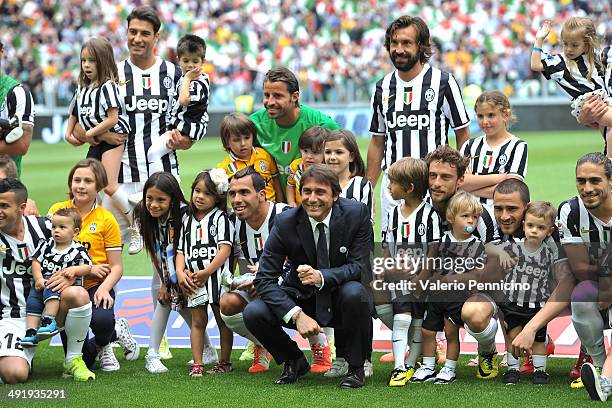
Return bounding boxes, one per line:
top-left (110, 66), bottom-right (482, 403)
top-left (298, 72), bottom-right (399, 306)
top-left (115, 317), bottom-right (140, 361)
top-left (145, 354), bottom-right (168, 373)
top-left (159, 336), bottom-right (173, 360)
top-left (128, 226), bottom-right (143, 255)
top-left (202, 345), bottom-right (219, 365)
top-left (434, 366), bottom-right (456, 384)
top-left (364, 360), bottom-right (374, 378)
top-left (410, 365), bottom-right (436, 383)
top-left (97, 344), bottom-right (120, 372)
top-left (324, 357), bottom-right (349, 378)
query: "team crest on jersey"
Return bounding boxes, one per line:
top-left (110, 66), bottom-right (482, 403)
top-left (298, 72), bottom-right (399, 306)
top-left (259, 161), bottom-right (267, 172)
top-left (209, 224), bottom-right (217, 237)
top-left (282, 141), bottom-right (291, 154)
top-left (482, 153), bottom-right (494, 168)
top-left (498, 154), bottom-right (508, 166)
top-left (401, 222), bottom-right (410, 238)
top-left (417, 223), bottom-right (426, 236)
top-left (403, 91), bottom-right (413, 105)
top-left (141, 75), bottom-right (152, 90)
top-left (89, 223), bottom-right (97, 232)
top-left (163, 76), bottom-right (172, 89)
top-left (424, 88), bottom-right (436, 102)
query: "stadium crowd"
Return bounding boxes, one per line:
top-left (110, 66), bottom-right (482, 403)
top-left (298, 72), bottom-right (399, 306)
top-left (2, 2), bottom-right (612, 403)
top-left (0, 0), bottom-right (611, 107)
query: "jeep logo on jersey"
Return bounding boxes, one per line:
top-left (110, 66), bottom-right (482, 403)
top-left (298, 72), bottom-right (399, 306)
top-left (2, 259), bottom-right (32, 276)
top-left (386, 111), bottom-right (431, 131)
top-left (189, 246), bottom-right (218, 260)
top-left (79, 106), bottom-right (94, 116)
top-left (125, 96), bottom-right (170, 114)
top-left (514, 262), bottom-right (549, 279)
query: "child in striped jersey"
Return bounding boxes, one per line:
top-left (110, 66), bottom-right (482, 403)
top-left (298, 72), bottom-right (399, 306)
top-left (64, 38), bottom-right (137, 234)
top-left (176, 169), bottom-right (234, 377)
top-left (147, 34), bottom-right (211, 174)
top-left (324, 130), bottom-right (373, 221)
top-left (531, 18), bottom-right (612, 155)
top-left (460, 91), bottom-right (528, 208)
top-left (217, 112), bottom-right (283, 202)
top-left (286, 126), bottom-right (327, 207)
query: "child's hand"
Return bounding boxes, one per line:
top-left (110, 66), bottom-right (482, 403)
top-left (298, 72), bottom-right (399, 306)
top-left (246, 262), bottom-right (259, 274)
top-left (184, 68), bottom-right (201, 81)
top-left (157, 286), bottom-right (170, 306)
top-left (536, 20), bottom-right (552, 41)
top-left (193, 270), bottom-right (209, 287)
top-left (35, 278), bottom-right (46, 291)
top-left (499, 251), bottom-right (516, 270)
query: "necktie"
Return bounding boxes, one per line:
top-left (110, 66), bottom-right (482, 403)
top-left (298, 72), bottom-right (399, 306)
top-left (315, 222), bottom-right (332, 325)
top-left (316, 223), bottom-right (329, 269)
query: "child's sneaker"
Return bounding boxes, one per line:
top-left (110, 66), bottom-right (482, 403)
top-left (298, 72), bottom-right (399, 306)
top-left (158, 336), bottom-right (173, 360)
top-left (189, 364), bottom-right (203, 377)
top-left (503, 369), bottom-right (520, 385)
top-left (388, 367), bottom-right (409, 387)
top-left (434, 366), bottom-right (456, 384)
top-left (115, 317), bottom-right (140, 361)
top-left (410, 365), bottom-right (436, 383)
top-left (97, 344), bottom-right (120, 372)
top-left (324, 357), bottom-right (348, 378)
top-left (37, 317), bottom-right (59, 339)
top-left (128, 226), bottom-right (143, 255)
top-left (533, 370), bottom-right (550, 385)
top-left (145, 354), bottom-right (168, 373)
top-left (18, 328), bottom-right (38, 347)
top-left (63, 355), bottom-right (95, 381)
top-left (206, 361), bottom-right (233, 374)
top-left (240, 340), bottom-right (255, 361)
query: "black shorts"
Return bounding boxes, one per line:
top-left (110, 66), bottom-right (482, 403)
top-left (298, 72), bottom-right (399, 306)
top-left (422, 301), bottom-right (465, 332)
top-left (500, 303), bottom-right (547, 343)
top-left (87, 141), bottom-right (123, 160)
top-left (392, 293), bottom-right (426, 317)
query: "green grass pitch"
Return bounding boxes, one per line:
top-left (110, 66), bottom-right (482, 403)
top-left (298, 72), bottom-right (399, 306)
top-left (6, 130), bottom-right (604, 406)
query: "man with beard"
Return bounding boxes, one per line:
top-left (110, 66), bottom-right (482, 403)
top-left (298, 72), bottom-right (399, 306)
top-left (367, 16), bottom-right (471, 233)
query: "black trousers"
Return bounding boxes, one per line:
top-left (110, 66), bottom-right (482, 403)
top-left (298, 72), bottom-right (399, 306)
top-left (244, 281), bottom-right (372, 368)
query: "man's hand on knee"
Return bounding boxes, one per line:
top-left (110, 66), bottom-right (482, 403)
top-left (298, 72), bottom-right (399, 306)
top-left (293, 310), bottom-right (320, 338)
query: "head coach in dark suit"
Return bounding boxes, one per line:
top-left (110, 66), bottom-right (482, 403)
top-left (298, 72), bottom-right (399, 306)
top-left (243, 164), bottom-right (373, 388)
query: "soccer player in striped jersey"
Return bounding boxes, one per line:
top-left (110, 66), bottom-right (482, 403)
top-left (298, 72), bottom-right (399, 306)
top-left (496, 202), bottom-right (565, 385)
top-left (532, 18), bottom-right (612, 156)
top-left (460, 91), bottom-right (528, 208)
top-left (286, 126), bottom-right (327, 207)
top-left (555, 152), bottom-right (612, 391)
top-left (64, 38), bottom-right (137, 242)
top-left (147, 34), bottom-right (210, 175)
top-left (20, 208), bottom-right (91, 347)
top-left (221, 167), bottom-right (289, 373)
top-left (414, 191), bottom-right (485, 384)
top-left (0, 179), bottom-right (94, 383)
top-left (325, 130), bottom-right (373, 222)
top-left (217, 113), bottom-right (283, 202)
top-left (367, 15), bottom-right (470, 234)
top-left (176, 169), bottom-right (233, 376)
top-left (379, 157), bottom-right (440, 386)
top-left (0, 41), bottom-right (35, 177)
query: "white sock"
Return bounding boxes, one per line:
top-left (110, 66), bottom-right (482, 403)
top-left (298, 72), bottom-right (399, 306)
top-left (109, 190), bottom-right (132, 214)
top-left (572, 301), bottom-right (607, 367)
top-left (506, 352), bottom-right (519, 370)
top-left (64, 302), bottom-right (92, 363)
top-left (444, 359), bottom-right (457, 371)
top-left (308, 332), bottom-right (327, 348)
top-left (422, 356), bottom-right (436, 369)
top-left (375, 304), bottom-right (394, 329)
top-left (392, 314), bottom-right (412, 369)
top-left (465, 318), bottom-right (498, 355)
top-left (147, 132), bottom-right (172, 174)
top-left (323, 327), bottom-right (334, 342)
top-left (406, 318), bottom-right (423, 368)
top-left (220, 312), bottom-right (260, 345)
top-left (148, 302), bottom-right (171, 356)
top-left (532, 354), bottom-right (547, 372)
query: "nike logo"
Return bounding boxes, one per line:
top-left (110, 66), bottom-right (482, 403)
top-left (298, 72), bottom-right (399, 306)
top-left (392, 340), bottom-right (402, 343)
top-left (76, 339), bottom-right (85, 343)
top-left (581, 227), bottom-right (595, 233)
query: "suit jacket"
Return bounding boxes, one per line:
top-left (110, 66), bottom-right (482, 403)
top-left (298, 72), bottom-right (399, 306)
top-left (254, 197), bottom-right (373, 323)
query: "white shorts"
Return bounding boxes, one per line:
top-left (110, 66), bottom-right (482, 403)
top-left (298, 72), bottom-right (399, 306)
top-left (0, 318), bottom-right (36, 368)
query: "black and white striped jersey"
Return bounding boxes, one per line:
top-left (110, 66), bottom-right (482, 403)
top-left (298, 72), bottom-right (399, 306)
top-left (71, 81), bottom-right (130, 135)
top-left (603, 46), bottom-right (612, 94)
top-left (177, 208), bottom-right (233, 302)
top-left (460, 134), bottom-right (528, 207)
top-left (425, 196), bottom-right (499, 243)
top-left (384, 200), bottom-right (441, 256)
top-left (117, 57), bottom-right (182, 183)
top-left (232, 202), bottom-right (289, 265)
top-left (558, 196), bottom-right (612, 267)
top-left (369, 65), bottom-right (470, 169)
top-left (32, 238), bottom-right (91, 286)
top-left (541, 53), bottom-right (606, 100)
top-left (341, 176), bottom-right (373, 222)
top-left (0, 84), bottom-right (34, 125)
top-left (436, 232), bottom-right (486, 275)
top-left (0, 216), bottom-right (50, 319)
top-left (500, 238), bottom-right (564, 308)
top-left (169, 74), bottom-right (210, 142)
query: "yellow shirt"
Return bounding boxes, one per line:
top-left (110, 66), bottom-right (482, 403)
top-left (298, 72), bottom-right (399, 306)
top-left (217, 147), bottom-right (279, 201)
top-left (287, 158), bottom-right (306, 204)
top-left (48, 200), bottom-right (122, 290)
